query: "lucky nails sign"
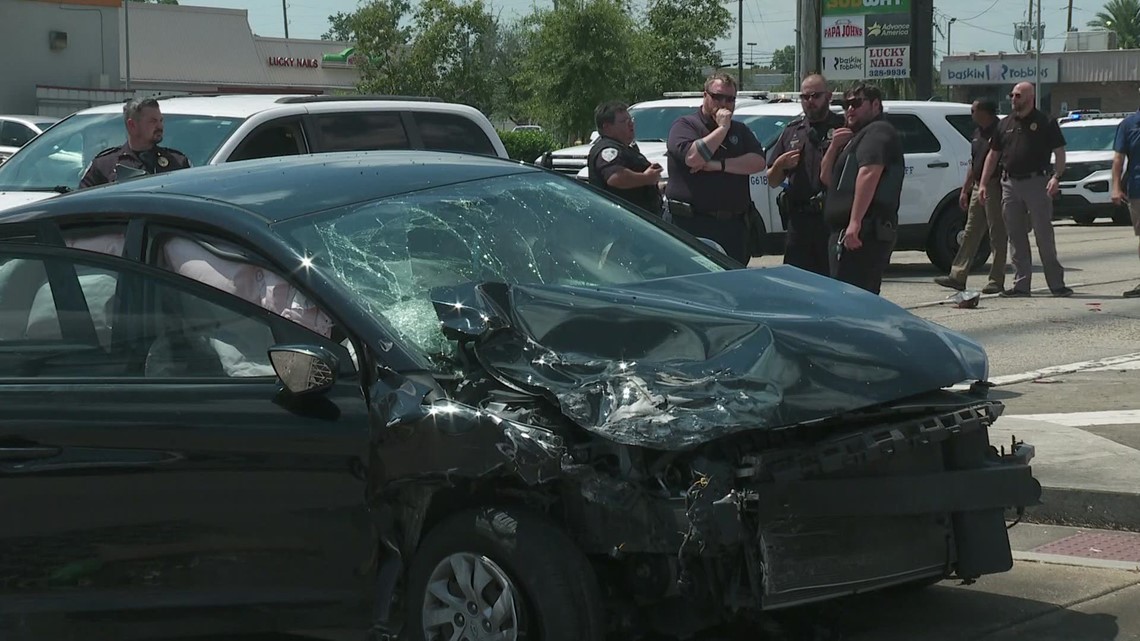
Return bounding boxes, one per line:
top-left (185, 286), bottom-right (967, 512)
top-left (821, 0), bottom-right (911, 79)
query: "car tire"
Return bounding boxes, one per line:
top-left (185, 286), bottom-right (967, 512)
top-left (926, 203), bottom-right (991, 273)
top-left (1072, 213), bottom-right (1097, 225)
top-left (404, 507), bottom-right (605, 641)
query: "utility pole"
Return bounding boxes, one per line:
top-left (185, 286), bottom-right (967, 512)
top-left (1035, 0), bottom-right (1042, 109)
top-left (1066, 0), bottom-right (1073, 32)
top-left (282, 0), bottom-right (290, 38)
top-left (947, 17), bottom-right (956, 56)
top-left (796, 0), bottom-right (819, 84)
top-left (747, 41), bottom-right (757, 67)
top-left (124, 0), bottom-right (131, 92)
top-left (738, 0), bottom-right (744, 89)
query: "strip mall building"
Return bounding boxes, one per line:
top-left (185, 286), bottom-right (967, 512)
top-left (1, 0), bottom-right (362, 116)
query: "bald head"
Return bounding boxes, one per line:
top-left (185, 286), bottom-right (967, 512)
top-left (1011, 82), bottom-right (1036, 116)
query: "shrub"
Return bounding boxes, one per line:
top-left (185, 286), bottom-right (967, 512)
top-left (498, 129), bottom-right (562, 163)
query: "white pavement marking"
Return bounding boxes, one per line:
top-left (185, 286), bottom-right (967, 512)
top-left (1008, 410), bottom-right (1140, 427)
top-left (1014, 551), bottom-right (1140, 572)
top-left (983, 352), bottom-right (1140, 387)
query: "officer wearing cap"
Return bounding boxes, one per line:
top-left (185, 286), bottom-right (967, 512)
top-left (766, 73), bottom-right (844, 275)
top-left (665, 72), bottom-right (767, 264)
top-left (978, 81), bottom-right (1072, 297)
top-left (79, 97), bottom-right (190, 189)
top-left (587, 101), bottom-right (664, 215)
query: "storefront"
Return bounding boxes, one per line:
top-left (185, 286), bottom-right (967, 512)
top-left (1, 0), bottom-right (361, 116)
top-left (941, 50), bottom-right (1140, 115)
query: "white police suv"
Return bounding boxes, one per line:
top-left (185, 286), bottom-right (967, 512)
top-left (1055, 112), bottom-right (1131, 225)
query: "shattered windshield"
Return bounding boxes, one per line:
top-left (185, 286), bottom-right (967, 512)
top-left (273, 172), bottom-right (726, 363)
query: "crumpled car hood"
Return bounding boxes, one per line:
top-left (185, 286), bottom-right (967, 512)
top-left (432, 267), bottom-right (988, 451)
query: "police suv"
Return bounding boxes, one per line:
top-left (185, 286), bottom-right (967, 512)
top-left (1055, 111), bottom-right (1132, 225)
top-left (0, 94), bottom-right (508, 213)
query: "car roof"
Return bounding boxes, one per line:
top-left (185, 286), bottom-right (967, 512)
top-left (0, 115), bottom-right (59, 126)
top-left (70, 94), bottom-right (453, 119)
top-left (9, 152), bottom-right (537, 224)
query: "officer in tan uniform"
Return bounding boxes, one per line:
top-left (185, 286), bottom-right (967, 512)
top-left (978, 82), bottom-right (1072, 297)
top-left (79, 97), bottom-right (190, 189)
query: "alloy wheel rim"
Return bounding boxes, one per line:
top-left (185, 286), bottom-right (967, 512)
top-left (422, 552), bottom-right (520, 641)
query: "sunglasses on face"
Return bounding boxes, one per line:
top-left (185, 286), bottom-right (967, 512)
top-left (800, 91), bottom-right (826, 101)
top-left (706, 91), bottom-right (737, 103)
top-left (843, 97), bottom-right (866, 110)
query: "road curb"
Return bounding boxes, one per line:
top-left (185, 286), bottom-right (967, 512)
top-left (1019, 486), bottom-right (1140, 533)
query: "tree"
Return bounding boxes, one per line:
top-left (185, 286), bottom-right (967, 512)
top-left (1087, 0), bottom-right (1140, 49)
top-left (770, 45), bottom-right (795, 74)
top-left (331, 0), bottom-right (415, 96)
top-left (629, 0), bottom-right (733, 100)
top-left (398, 0), bottom-right (499, 112)
top-left (521, 0), bottom-right (639, 142)
top-left (322, 12), bottom-right (356, 40)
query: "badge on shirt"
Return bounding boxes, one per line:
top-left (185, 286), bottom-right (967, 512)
top-left (729, 134), bottom-right (739, 145)
top-left (1029, 122), bottom-right (1038, 131)
top-left (158, 156), bottom-right (169, 168)
top-left (600, 148), bottom-right (618, 163)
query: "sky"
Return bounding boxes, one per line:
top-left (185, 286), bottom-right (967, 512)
top-left (179, 0), bottom-right (1113, 65)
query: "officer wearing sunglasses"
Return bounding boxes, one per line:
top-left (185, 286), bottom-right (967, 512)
top-left (819, 83), bottom-right (904, 294)
top-left (664, 73), bottom-right (767, 264)
top-left (765, 74), bottom-right (844, 276)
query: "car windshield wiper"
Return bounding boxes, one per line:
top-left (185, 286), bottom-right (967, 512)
top-left (53, 185), bottom-right (72, 194)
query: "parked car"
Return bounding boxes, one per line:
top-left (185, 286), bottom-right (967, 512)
top-left (0, 94), bottom-right (507, 212)
top-left (1055, 111), bottom-right (1132, 225)
top-left (0, 115), bottom-right (59, 164)
top-left (0, 151), bottom-right (1040, 640)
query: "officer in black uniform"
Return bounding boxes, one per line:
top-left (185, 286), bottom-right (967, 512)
top-left (766, 74), bottom-right (844, 275)
top-left (587, 101), bottom-right (663, 215)
top-left (79, 97), bottom-right (190, 189)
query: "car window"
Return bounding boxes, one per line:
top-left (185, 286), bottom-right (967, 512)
top-left (0, 113), bottom-right (245, 191)
top-left (413, 112), bottom-right (497, 156)
top-left (1060, 124), bottom-right (1117, 151)
top-left (151, 231), bottom-right (335, 339)
top-left (944, 114), bottom-right (974, 142)
top-left (1, 121), bottom-right (37, 148)
top-left (627, 106), bottom-right (699, 142)
top-left (229, 118), bottom-right (307, 162)
top-left (313, 112), bottom-right (410, 152)
top-left (737, 114), bottom-right (797, 150)
top-left (885, 114), bottom-right (941, 153)
top-left (273, 172), bottom-right (725, 362)
top-left (0, 249), bottom-right (339, 379)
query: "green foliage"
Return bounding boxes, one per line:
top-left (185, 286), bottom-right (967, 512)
top-left (1087, 0), bottom-right (1140, 49)
top-left (498, 129), bottom-right (562, 162)
top-left (520, 0), bottom-right (637, 143)
top-left (628, 0), bottom-right (733, 100)
top-left (770, 45), bottom-right (796, 74)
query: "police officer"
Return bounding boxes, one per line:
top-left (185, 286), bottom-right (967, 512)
top-left (79, 97), bottom-right (190, 189)
top-left (587, 101), bottom-right (663, 215)
top-left (934, 98), bottom-right (1007, 294)
top-left (820, 82), bottom-right (904, 295)
top-left (665, 73), bottom-right (767, 264)
top-left (1110, 97), bottom-right (1140, 298)
top-left (978, 81), bottom-right (1072, 297)
top-left (766, 74), bottom-right (844, 275)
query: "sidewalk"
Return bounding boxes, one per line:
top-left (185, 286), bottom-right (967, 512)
top-left (992, 409), bottom-right (1140, 532)
top-left (1009, 522), bottom-right (1140, 571)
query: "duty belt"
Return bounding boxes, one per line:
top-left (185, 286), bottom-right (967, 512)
top-left (667, 199), bottom-right (743, 220)
top-left (1003, 170), bottom-right (1050, 180)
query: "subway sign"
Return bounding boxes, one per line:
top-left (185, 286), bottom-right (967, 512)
top-left (823, 0), bottom-right (910, 16)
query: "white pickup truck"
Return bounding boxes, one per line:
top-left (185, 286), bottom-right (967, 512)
top-left (553, 99), bottom-right (981, 272)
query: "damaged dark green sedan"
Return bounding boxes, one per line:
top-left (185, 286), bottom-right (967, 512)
top-left (0, 152), bottom-right (1040, 640)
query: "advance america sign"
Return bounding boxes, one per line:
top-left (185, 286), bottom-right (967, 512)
top-left (940, 56), bottom-right (1060, 85)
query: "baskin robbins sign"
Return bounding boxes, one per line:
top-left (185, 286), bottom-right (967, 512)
top-left (941, 56), bottom-right (1060, 85)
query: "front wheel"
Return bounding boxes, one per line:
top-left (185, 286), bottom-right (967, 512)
top-left (926, 202), bottom-right (991, 273)
top-left (405, 507), bottom-right (605, 641)
top-left (1071, 213), bottom-right (1097, 225)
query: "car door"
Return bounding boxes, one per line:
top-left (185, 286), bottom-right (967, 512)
top-left (884, 112), bottom-right (951, 226)
top-left (0, 242), bottom-right (373, 638)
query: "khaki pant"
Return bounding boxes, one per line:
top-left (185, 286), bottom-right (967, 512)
top-left (949, 179), bottom-right (1006, 288)
top-left (1001, 175), bottom-right (1067, 293)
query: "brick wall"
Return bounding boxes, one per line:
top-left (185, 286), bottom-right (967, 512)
top-left (1051, 83), bottom-right (1140, 114)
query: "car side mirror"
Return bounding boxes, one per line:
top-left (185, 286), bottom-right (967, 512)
top-left (269, 345), bottom-right (338, 395)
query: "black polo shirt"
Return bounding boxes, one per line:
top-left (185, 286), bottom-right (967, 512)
top-left (971, 121), bottom-right (1000, 181)
top-left (665, 110), bottom-right (763, 214)
top-left (766, 111), bottom-right (845, 204)
top-left (989, 109), bottom-right (1065, 178)
top-left (587, 135), bottom-right (662, 214)
top-left (824, 116), bottom-right (904, 229)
